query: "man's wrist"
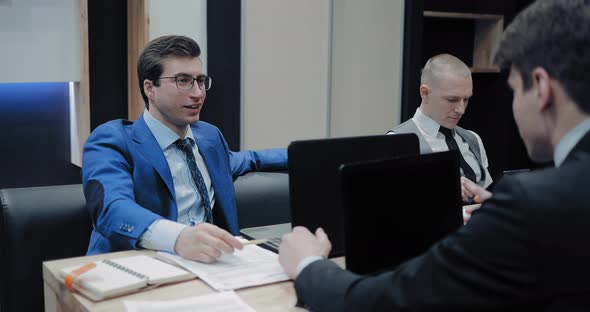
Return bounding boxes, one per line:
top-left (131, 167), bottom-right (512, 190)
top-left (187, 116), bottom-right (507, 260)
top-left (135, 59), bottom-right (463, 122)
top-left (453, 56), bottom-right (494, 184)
top-left (295, 255), bottom-right (325, 277)
top-left (138, 219), bottom-right (187, 252)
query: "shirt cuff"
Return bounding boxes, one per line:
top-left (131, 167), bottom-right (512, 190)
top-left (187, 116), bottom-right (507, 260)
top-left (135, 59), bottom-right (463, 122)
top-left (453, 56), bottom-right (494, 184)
top-left (138, 219), bottom-right (187, 253)
top-left (296, 256), bottom-right (325, 276)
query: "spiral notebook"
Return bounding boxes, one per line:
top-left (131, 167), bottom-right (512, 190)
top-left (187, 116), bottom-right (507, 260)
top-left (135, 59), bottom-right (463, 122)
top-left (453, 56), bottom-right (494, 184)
top-left (59, 255), bottom-right (194, 301)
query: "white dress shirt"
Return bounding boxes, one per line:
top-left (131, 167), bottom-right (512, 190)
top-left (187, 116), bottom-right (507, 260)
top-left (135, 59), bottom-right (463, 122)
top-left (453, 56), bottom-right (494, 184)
top-left (554, 118), bottom-right (590, 167)
top-left (138, 109), bottom-right (215, 253)
top-left (410, 108), bottom-right (493, 188)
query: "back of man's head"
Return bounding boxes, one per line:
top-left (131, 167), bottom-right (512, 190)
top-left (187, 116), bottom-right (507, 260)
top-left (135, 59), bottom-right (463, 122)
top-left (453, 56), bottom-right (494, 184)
top-left (494, 0), bottom-right (590, 114)
top-left (137, 35), bottom-right (201, 109)
top-left (421, 54), bottom-right (471, 86)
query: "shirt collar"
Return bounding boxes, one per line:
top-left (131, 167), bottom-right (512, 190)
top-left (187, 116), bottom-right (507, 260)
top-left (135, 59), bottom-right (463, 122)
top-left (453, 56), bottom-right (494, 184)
top-left (143, 109), bottom-right (195, 151)
top-left (414, 107), bottom-right (443, 137)
top-left (554, 118), bottom-right (590, 167)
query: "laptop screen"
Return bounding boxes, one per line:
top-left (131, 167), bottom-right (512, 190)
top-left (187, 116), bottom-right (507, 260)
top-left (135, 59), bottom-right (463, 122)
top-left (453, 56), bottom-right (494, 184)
top-left (287, 133), bottom-right (419, 257)
top-left (339, 151), bottom-right (463, 275)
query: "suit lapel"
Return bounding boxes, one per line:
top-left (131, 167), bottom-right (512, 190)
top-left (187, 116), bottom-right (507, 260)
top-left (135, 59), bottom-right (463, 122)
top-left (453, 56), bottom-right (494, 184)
top-left (131, 117), bottom-right (176, 201)
top-left (192, 123), bottom-right (238, 234)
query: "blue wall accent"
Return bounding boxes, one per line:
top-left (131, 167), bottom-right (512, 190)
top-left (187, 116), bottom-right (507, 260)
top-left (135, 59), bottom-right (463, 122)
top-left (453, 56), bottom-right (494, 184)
top-left (0, 82), bottom-right (81, 188)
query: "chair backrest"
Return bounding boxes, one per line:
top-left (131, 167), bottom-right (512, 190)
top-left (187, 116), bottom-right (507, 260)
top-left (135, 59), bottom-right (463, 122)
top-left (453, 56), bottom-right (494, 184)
top-left (0, 184), bottom-right (91, 312)
top-left (0, 171), bottom-right (290, 311)
top-left (234, 171), bottom-right (290, 229)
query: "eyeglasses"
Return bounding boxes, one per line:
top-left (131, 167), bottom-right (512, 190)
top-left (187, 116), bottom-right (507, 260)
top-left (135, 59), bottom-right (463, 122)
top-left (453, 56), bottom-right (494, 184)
top-left (160, 74), bottom-right (213, 91)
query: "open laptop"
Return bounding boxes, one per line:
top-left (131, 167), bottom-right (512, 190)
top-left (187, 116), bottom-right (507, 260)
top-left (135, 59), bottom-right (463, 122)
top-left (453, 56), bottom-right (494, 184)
top-left (241, 133), bottom-right (419, 255)
top-left (339, 151), bottom-right (463, 275)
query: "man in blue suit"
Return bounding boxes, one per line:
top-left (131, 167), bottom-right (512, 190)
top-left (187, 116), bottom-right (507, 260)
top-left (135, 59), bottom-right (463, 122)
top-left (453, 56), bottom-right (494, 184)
top-left (83, 35), bottom-right (287, 263)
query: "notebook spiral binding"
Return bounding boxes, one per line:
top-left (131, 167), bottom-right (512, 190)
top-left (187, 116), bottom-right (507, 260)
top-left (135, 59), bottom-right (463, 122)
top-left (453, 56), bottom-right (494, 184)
top-left (102, 259), bottom-right (148, 280)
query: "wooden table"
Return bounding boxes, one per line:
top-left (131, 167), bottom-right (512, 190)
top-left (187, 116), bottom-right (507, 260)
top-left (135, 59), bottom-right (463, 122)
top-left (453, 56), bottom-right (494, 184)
top-left (43, 250), bottom-right (344, 312)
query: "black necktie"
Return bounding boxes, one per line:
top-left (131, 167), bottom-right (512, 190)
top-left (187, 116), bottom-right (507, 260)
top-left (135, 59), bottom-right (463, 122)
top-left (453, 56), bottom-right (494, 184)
top-left (174, 138), bottom-right (213, 224)
top-left (439, 127), bottom-right (477, 183)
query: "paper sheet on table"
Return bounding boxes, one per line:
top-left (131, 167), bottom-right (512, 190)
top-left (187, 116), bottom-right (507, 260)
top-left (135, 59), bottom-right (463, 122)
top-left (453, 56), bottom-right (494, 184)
top-left (124, 291), bottom-right (255, 312)
top-left (156, 244), bottom-right (289, 291)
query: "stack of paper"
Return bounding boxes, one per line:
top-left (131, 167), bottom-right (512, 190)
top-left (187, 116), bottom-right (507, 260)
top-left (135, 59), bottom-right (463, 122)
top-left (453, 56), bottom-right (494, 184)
top-left (124, 291), bottom-right (255, 312)
top-left (157, 243), bottom-right (289, 291)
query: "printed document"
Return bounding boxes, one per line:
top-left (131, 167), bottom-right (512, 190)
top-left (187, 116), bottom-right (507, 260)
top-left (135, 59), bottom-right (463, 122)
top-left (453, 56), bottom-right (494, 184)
top-left (124, 291), bottom-right (255, 312)
top-left (157, 244), bottom-right (289, 291)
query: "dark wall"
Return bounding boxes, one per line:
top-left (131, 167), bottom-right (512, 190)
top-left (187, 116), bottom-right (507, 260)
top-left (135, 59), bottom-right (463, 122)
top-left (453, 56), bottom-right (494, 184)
top-left (88, 0), bottom-right (128, 130)
top-left (0, 83), bottom-right (81, 188)
top-left (205, 0), bottom-right (242, 150)
top-left (402, 0), bottom-right (537, 182)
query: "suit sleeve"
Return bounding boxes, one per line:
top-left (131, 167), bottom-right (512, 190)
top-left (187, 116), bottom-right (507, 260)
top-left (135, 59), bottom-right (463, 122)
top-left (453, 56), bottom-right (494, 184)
top-left (211, 127), bottom-right (287, 177)
top-left (295, 175), bottom-right (539, 311)
top-left (229, 149), bottom-right (287, 177)
top-left (82, 123), bottom-right (163, 250)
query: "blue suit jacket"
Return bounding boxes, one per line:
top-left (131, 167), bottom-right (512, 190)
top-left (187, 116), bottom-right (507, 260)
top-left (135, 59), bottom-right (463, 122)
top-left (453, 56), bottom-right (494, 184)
top-left (82, 117), bottom-right (287, 255)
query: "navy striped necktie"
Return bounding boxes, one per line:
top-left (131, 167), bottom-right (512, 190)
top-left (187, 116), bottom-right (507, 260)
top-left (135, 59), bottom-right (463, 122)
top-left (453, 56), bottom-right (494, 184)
top-left (174, 138), bottom-right (213, 224)
top-left (439, 127), bottom-right (477, 183)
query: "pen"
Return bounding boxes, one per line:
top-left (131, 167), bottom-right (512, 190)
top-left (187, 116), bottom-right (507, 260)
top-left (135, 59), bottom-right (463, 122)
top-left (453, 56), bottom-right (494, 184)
top-left (242, 239), bottom-right (269, 246)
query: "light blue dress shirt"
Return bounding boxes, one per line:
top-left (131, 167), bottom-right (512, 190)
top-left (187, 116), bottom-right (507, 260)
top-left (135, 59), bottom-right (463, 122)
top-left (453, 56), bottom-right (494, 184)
top-left (138, 109), bottom-right (215, 253)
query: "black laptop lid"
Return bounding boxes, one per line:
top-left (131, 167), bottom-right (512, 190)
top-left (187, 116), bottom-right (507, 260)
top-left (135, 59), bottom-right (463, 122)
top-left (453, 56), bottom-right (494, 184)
top-left (340, 151), bottom-right (463, 275)
top-left (287, 133), bottom-right (419, 257)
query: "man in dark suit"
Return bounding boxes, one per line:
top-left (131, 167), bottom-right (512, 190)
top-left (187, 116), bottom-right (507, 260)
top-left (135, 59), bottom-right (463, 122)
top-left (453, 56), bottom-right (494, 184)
top-left (83, 35), bottom-right (287, 262)
top-left (278, 0), bottom-right (590, 310)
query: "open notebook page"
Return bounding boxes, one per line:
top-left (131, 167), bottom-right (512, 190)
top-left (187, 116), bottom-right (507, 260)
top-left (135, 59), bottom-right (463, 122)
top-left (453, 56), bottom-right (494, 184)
top-left (60, 255), bottom-right (194, 301)
top-left (110, 255), bottom-right (193, 285)
top-left (60, 260), bottom-right (148, 301)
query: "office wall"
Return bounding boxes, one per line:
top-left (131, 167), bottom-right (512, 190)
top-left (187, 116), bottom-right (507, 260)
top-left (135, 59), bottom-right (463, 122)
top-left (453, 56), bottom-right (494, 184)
top-left (330, 0), bottom-right (405, 137)
top-left (242, 0), bottom-right (331, 149)
top-left (0, 0), bottom-right (80, 83)
top-left (241, 0), bottom-right (405, 149)
top-left (150, 0), bottom-right (207, 71)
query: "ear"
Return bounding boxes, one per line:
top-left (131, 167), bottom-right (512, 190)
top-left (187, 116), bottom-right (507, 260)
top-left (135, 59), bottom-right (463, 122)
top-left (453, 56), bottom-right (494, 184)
top-left (143, 79), bottom-right (155, 99)
top-left (419, 84), bottom-right (430, 101)
top-left (531, 67), bottom-right (553, 112)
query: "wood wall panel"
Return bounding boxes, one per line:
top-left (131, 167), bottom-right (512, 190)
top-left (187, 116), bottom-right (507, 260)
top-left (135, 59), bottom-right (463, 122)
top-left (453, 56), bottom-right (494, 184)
top-left (77, 0), bottom-right (90, 165)
top-left (127, 0), bottom-right (150, 121)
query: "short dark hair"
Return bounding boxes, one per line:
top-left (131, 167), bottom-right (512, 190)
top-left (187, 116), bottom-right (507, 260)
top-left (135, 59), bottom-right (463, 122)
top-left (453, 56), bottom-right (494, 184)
top-left (137, 35), bottom-right (201, 109)
top-left (494, 0), bottom-right (590, 113)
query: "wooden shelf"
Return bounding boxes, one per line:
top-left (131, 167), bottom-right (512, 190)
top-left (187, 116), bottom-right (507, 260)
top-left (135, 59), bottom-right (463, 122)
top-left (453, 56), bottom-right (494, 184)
top-left (424, 11), bottom-right (503, 20)
top-left (470, 66), bottom-right (500, 73)
top-left (423, 11), bottom-right (504, 72)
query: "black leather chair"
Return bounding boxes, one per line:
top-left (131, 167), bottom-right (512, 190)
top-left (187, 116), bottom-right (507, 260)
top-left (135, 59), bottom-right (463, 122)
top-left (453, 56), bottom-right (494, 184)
top-left (0, 184), bottom-right (90, 312)
top-left (234, 171), bottom-right (290, 229)
top-left (0, 171), bottom-right (290, 311)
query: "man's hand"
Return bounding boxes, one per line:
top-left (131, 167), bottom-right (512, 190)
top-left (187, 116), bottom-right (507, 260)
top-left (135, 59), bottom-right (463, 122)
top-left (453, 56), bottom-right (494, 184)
top-left (463, 203), bottom-right (481, 224)
top-left (174, 223), bottom-right (243, 263)
top-left (279, 226), bottom-right (332, 279)
top-left (461, 176), bottom-right (493, 224)
top-left (461, 176), bottom-right (492, 203)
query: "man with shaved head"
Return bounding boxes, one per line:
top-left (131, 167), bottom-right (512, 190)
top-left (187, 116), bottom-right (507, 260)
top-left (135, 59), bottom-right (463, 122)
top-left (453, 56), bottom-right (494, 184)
top-left (389, 54), bottom-right (492, 205)
top-left (278, 0), bottom-right (590, 310)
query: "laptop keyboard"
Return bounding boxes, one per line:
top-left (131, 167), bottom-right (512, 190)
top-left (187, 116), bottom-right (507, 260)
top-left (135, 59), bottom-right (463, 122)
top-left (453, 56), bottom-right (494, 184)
top-left (266, 237), bottom-right (282, 249)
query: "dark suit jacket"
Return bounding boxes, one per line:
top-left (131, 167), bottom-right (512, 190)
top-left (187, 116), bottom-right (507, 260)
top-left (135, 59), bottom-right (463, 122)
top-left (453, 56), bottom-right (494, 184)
top-left (295, 132), bottom-right (590, 311)
top-left (82, 117), bottom-right (287, 255)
